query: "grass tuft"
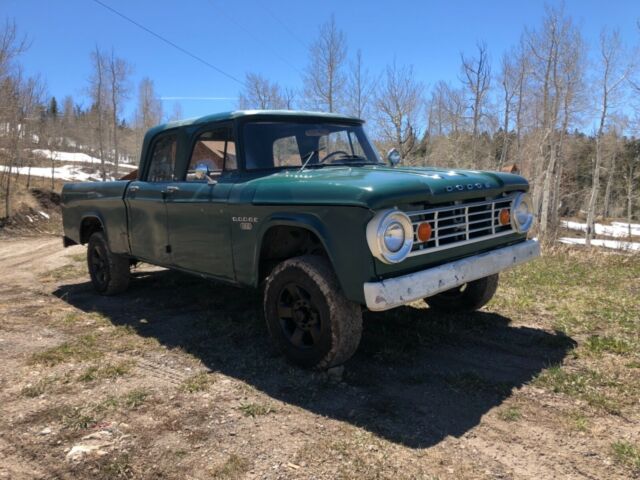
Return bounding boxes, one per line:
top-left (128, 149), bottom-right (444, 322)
top-left (584, 335), bottom-right (633, 356)
top-left (238, 402), bottom-right (275, 417)
top-left (124, 388), bottom-right (150, 409)
top-left (211, 454), bottom-right (250, 479)
top-left (78, 361), bottom-right (133, 382)
top-left (62, 407), bottom-right (96, 431)
top-left (611, 441), bottom-right (640, 471)
top-left (534, 366), bottom-right (619, 414)
top-left (21, 379), bottom-right (51, 398)
top-left (180, 372), bottom-right (214, 393)
top-left (498, 406), bottom-right (522, 422)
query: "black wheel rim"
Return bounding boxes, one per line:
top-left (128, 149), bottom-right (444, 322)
top-left (277, 283), bottom-right (322, 349)
top-left (90, 244), bottom-right (108, 289)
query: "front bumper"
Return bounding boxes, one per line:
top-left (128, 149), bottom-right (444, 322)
top-left (363, 239), bottom-right (540, 311)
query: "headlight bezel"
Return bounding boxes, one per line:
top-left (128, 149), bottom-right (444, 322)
top-left (366, 209), bottom-right (414, 264)
top-left (511, 192), bottom-right (534, 233)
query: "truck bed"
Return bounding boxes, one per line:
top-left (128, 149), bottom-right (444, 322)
top-left (61, 180), bottom-right (132, 254)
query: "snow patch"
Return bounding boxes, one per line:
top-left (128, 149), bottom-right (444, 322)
top-left (0, 164), bottom-right (115, 182)
top-left (561, 220), bottom-right (640, 238)
top-left (33, 149), bottom-right (137, 169)
top-left (558, 237), bottom-right (640, 252)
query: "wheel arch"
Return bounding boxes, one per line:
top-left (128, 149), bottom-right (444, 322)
top-left (79, 213), bottom-right (107, 245)
top-left (254, 213), bottom-right (341, 288)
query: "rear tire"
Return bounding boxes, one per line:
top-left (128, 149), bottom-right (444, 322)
top-left (263, 255), bottom-right (362, 369)
top-left (424, 274), bottom-right (499, 313)
top-left (87, 231), bottom-right (130, 295)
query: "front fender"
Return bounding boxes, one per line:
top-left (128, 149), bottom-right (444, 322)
top-left (241, 206), bottom-right (375, 304)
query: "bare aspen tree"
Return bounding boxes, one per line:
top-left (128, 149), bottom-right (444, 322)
top-left (169, 102), bottom-right (183, 122)
top-left (238, 72), bottom-right (287, 110)
top-left (622, 139), bottom-right (639, 238)
top-left (0, 20), bottom-right (27, 82)
top-left (585, 29), bottom-right (632, 246)
top-left (498, 51), bottom-right (518, 169)
top-left (525, 6), bottom-right (586, 240)
top-left (374, 61), bottom-right (424, 160)
top-left (135, 77), bottom-right (162, 130)
top-left (2, 72), bottom-right (42, 216)
top-left (282, 87), bottom-right (296, 110)
top-left (602, 121), bottom-right (625, 217)
top-left (460, 42), bottom-right (491, 164)
top-left (107, 50), bottom-right (132, 176)
top-left (89, 47), bottom-right (107, 181)
top-left (302, 14), bottom-right (347, 112)
top-left (346, 49), bottom-right (375, 120)
top-left (134, 77), bottom-right (161, 163)
top-left (513, 42), bottom-right (529, 164)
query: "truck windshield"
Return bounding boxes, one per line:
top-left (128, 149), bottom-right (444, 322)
top-left (243, 122), bottom-right (382, 170)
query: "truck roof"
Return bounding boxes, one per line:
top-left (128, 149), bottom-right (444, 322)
top-left (147, 110), bottom-right (364, 137)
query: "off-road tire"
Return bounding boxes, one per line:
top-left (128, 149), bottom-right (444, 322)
top-left (87, 231), bottom-right (130, 295)
top-left (424, 273), bottom-right (499, 313)
top-left (263, 255), bottom-right (362, 369)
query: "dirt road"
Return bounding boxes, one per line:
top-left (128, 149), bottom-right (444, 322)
top-left (0, 236), bottom-right (637, 479)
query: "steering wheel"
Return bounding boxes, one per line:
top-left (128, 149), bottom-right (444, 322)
top-left (318, 150), bottom-right (350, 164)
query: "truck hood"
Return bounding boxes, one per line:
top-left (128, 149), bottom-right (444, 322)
top-left (249, 165), bottom-right (529, 209)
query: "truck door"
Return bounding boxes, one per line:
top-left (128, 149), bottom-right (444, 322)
top-left (125, 132), bottom-right (178, 265)
top-left (163, 125), bottom-right (236, 280)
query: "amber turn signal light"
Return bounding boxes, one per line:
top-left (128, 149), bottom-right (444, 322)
top-left (499, 208), bottom-right (511, 226)
top-left (416, 222), bottom-right (433, 242)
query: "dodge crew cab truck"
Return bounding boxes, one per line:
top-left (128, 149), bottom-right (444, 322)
top-left (61, 110), bottom-right (540, 369)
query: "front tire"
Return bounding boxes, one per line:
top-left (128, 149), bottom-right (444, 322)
top-left (263, 255), bottom-right (362, 369)
top-left (87, 231), bottom-right (130, 295)
top-left (424, 274), bottom-right (499, 313)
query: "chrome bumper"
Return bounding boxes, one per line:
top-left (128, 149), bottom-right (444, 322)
top-left (363, 239), bottom-right (540, 311)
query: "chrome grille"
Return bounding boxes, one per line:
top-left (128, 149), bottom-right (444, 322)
top-left (407, 194), bottom-right (516, 257)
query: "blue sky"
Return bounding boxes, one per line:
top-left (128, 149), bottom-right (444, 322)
top-left (3, 0), bottom-right (639, 120)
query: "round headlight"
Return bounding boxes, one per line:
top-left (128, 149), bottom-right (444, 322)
top-left (366, 210), bottom-right (414, 264)
top-left (511, 193), bottom-right (534, 233)
top-left (383, 222), bottom-right (405, 252)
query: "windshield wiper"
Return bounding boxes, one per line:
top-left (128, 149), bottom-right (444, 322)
top-left (334, 154), bottom-right (368, 161)
top-left (299, 149), bottom-right (318, 172)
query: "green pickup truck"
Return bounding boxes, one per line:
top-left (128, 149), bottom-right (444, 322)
top-left (61, 110), bottom-right (539, 369)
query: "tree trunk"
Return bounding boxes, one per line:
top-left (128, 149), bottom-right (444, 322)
top-left (539, 134), bottom-right (557, 240)
top-left (628, 166), bottom-right (634, 239)
top-left (585, 140), bottom-right (603, 247)
top-left (602, 151), bottom-right (616, 218)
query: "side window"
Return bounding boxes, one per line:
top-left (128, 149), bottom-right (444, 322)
top-left (186, 127), bottom-right (236, 181)
top-left (273, 136), bottom-right (301, 167)
top-left (147, 134), bottom-right (177, 182)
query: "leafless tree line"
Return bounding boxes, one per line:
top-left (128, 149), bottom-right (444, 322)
top-left (0, 21), bottom-right (167, 217)
top-left (1, 8), bottom-right (639, 241)
top-left (238, 6), bottom-right (640, 242)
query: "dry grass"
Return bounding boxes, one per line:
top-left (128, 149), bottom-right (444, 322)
top-left (1, 241), bottom-right (639, 479)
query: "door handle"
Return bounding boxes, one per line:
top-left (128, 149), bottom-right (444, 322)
top-left (165, 186), bottom-right (180, 193)
top-left (128, 185), bottom-right (140, 192)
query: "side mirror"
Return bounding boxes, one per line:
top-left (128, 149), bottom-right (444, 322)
top-left (194, 164), bottom-right (209, 180)
top-left (386, 148), bottom-right (401, 167)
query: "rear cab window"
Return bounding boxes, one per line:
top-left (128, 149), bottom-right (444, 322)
top-left (146, 134), bottom-right (178, 182)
